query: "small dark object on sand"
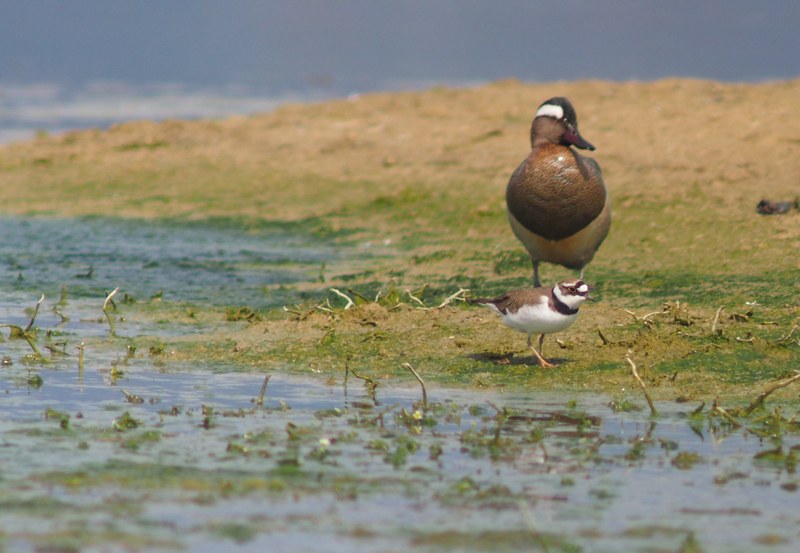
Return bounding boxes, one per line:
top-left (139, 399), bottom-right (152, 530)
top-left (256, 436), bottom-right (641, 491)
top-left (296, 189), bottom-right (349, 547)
top-left (756, 198), bottom-right (795, 215)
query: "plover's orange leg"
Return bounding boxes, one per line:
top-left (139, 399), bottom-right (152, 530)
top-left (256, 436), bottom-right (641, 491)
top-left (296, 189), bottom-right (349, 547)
top-left (528, 333), bottom-right (554, 368)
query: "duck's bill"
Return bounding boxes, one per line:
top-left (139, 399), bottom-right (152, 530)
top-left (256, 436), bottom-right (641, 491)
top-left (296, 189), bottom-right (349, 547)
top-left (564, 126), bottom-right (596, 151)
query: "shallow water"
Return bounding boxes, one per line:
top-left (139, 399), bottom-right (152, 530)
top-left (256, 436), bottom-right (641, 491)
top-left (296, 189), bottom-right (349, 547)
top-left (0, 215), bottom-right (337, 306)
top-left (1, 217), bottom-right (799, 552)
top-left (2, 353), bottom-right (798, 553)
top-left (3, 3), bottom-right (798, 145)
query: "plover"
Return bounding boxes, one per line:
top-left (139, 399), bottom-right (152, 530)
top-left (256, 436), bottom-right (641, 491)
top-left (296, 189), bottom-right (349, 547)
top-left (470, 279), bottom-right (592, 368)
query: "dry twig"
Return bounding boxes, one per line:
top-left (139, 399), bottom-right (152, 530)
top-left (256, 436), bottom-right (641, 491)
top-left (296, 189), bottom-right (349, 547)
top-left (103, 288), bottom-right (119, 336)
top-left (711, 400), bottom-right (741, 428)
top-left (25, 294), bottom-right (45, 332)
top-left (402, 362), bottom-right (427, 408)
top-left (742, 370), bottom-right (800, 416)
top-left (624, 308), bottom-right (661, 328)
top-left (405, 290), bottom-right (426, 307)
top-left (330, 288), bottom-right (355, 309)
top-left (435, 288), bottom-right (468, 309)
top-left (345, 364), bottom-right (379, 402)
top-left (773, 325), bottom-right (798, 344)
top-left (710, 306), bottom-right (724, 336)
top-left (407, 288), bottom-right (469, 310)
top-left (257, 374), bottom-right (271, 406)
top-left (0, 323), bottom-right (42, 358)
top-left (1, 295), bottom-right (47, 358)
top-left (626, 352), bottom-right (657, 416)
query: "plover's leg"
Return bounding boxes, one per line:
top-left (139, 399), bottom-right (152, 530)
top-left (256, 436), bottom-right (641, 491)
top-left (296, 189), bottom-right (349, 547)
top-left (579, 266), bottom-right (585, 280)
top-left (530, 333), bottom-right (554, 368)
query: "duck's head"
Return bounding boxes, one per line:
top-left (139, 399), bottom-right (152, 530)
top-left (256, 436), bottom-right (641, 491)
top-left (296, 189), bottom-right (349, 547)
top-left (532, 97), bottom-right (595, 151)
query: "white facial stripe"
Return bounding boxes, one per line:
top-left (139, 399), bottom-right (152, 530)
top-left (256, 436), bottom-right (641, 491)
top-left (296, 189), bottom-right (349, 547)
top-left (536, 104), bottom-right (564, 120)
top-left (577, 284), bottom-right (589, 294)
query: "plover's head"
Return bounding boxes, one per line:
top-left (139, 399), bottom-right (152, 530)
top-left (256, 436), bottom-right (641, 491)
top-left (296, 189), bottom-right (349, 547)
top-left (553, 279), bottom-right (592, 310)
top-left (534, 97), bottom-right (595, 151)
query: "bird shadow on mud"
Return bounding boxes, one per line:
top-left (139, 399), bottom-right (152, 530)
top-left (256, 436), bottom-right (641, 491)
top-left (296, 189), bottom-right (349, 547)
top-left (465, 352), bottom-right (570, 368)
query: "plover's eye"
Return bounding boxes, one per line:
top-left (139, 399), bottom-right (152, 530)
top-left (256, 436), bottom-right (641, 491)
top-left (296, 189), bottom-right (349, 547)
top-left (568, 286), bottom-right (576, 293)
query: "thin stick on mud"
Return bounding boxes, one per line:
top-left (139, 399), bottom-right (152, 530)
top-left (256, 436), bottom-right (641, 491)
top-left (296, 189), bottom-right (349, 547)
top-left (402, 362), bottom-right (427, 408)
top-left (710, 306), bottom-right (724, 336)
top-left (711, 399), bottom-right (741, 428)
top-left (0, 323), bottom-right (43, 359)
top-left (624, 308), bottom-right (660, 333)
top-left (405, 290), bottom-right (426, 308)
top-left (626, 352), bottom-right (657, 416)
top-left (103, 288), bottom-right (119, 336)
top-left (408, 288), bottom-right (469, 311)
top-left (346, 365), bottom-right (379, 402)
top-left (772, 325), bottom-right (798, 344)
top-left (435, 288), bottom-right (468, 309)
top-left (329, 288), bottom-right (354, 309)
top-left (742, 370), bottom-right (800, 417)
top-left (256, 374), bottom-right (271, 406)
top-left (25, 294), bottom-right (45, 332)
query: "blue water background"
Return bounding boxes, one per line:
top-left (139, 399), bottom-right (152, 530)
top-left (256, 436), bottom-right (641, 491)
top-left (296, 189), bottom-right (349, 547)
top-left (1, 1), bottom-right (797, 142)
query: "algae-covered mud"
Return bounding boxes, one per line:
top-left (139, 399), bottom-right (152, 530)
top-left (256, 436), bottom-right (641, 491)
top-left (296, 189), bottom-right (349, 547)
top-left (1, 78), bottom-right (798, 398)
top-left (1, 79), bottom-right (799, 551)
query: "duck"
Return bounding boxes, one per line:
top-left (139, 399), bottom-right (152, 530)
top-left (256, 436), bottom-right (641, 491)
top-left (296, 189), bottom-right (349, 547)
top-left (506, 97), bottom-right (610, 286)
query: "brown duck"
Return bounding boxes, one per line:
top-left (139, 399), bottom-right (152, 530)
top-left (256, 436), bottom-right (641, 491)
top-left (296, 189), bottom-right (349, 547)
top-left (506, 97), bottom-right (610, 286)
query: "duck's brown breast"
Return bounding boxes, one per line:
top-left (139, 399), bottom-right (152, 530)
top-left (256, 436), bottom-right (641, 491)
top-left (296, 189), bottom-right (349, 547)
top-left (506, 144), bottom-right (606, 241)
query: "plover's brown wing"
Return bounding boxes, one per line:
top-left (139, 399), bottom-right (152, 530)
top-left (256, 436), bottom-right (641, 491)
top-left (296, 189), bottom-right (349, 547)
top-left (468, 293), bottom-right (512, 314)
top-left (470, 288), bottom-right (550, 316)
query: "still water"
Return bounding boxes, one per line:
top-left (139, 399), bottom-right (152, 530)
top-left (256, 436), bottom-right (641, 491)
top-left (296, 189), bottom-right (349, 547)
top-left (1, 2), bottom-right (798, 143)
top-left (0, 216), bottom-right (337, 307)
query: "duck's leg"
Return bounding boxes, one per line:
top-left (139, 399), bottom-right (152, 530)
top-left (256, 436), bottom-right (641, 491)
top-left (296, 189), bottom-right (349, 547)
top-left (532, 259), bottom-right (542, 287)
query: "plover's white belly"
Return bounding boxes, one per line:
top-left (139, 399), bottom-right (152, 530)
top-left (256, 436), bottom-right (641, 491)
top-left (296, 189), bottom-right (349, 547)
top-left (501, 300), bottom-right (576, 335)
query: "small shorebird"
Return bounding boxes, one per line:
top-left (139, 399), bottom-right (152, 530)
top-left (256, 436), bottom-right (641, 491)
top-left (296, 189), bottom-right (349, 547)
top-left (470, 279), bottom-right (591, 368)
top-left (506, 97), bottom-right (610, 286)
